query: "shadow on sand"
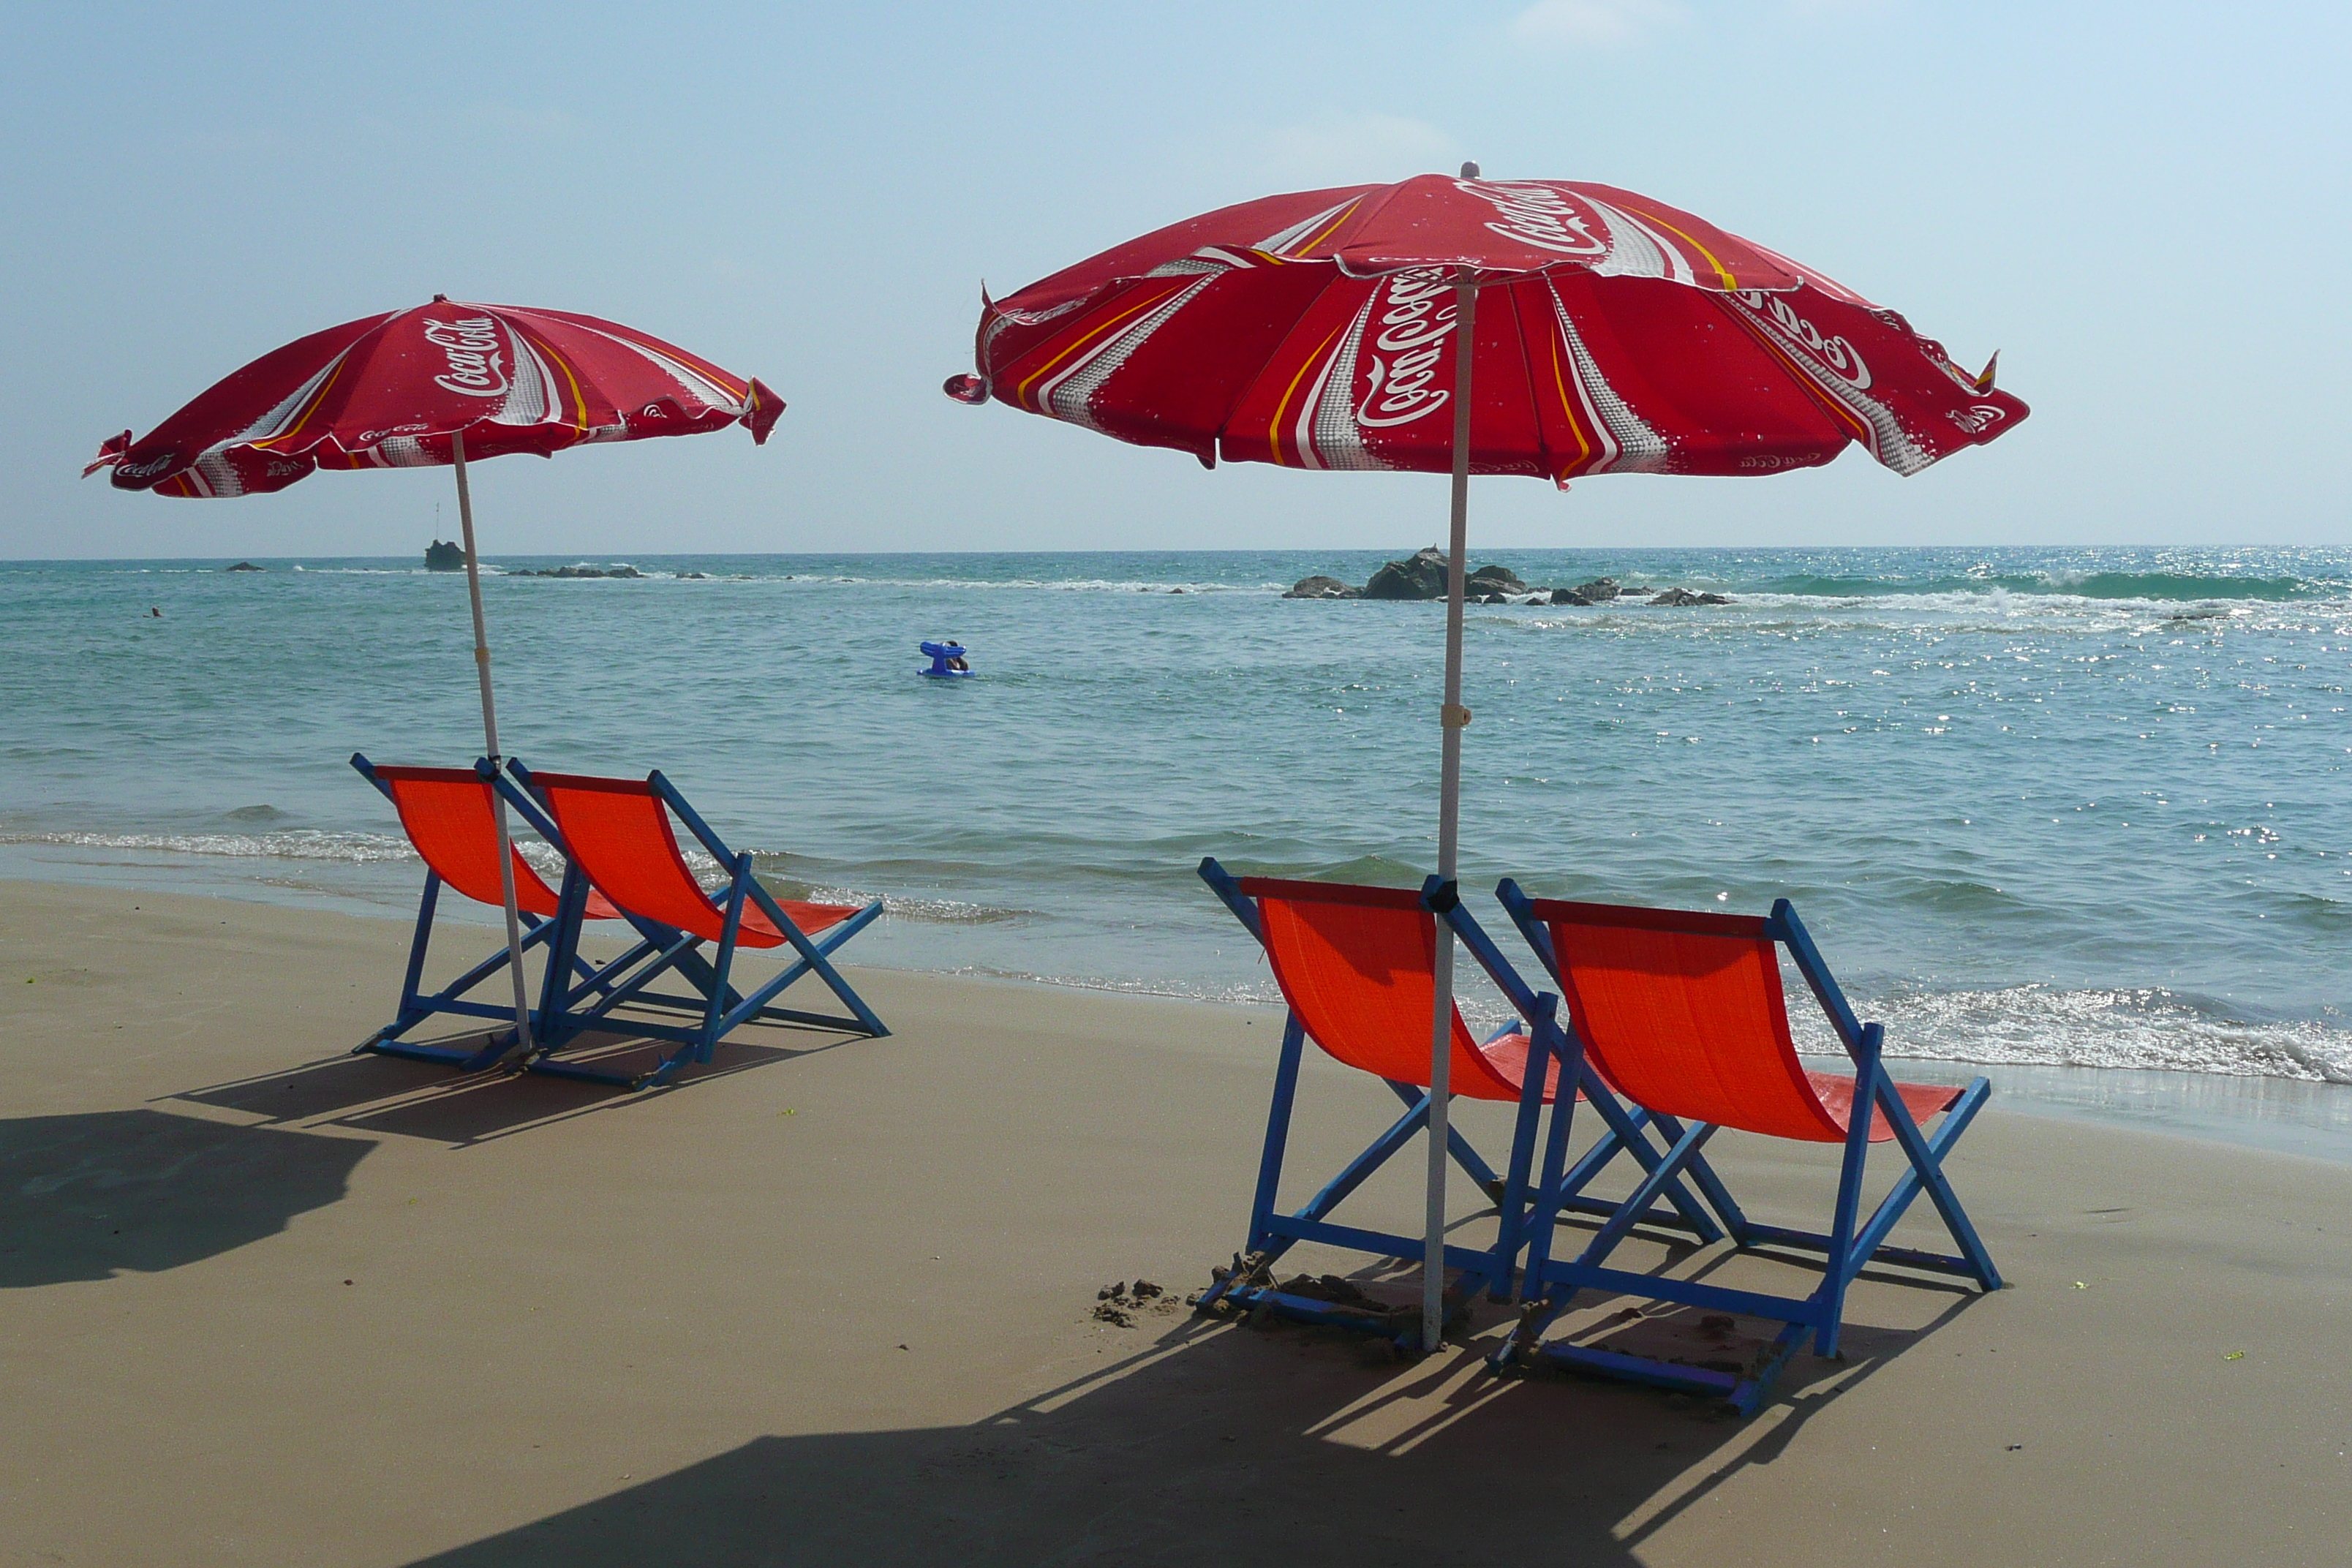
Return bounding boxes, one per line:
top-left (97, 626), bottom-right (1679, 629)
top-left (0, 1108), bottom-right (372, 1288)
top-left (167, 1022), bottom-right (860, 1147)
top-left (400, 1285), bottom-right (1970, 1567)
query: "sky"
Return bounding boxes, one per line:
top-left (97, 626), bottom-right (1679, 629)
top-left (3, 1), bottom-right (2345, 558)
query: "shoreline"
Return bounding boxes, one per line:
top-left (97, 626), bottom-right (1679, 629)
top-left (4, 862), bottom-right (2345, 1167)
top-left (2, 878), bottom-right (2347, 1566)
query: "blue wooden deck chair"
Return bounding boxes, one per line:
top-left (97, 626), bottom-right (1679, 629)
top-left (348, 753), bottom-right (629, 1072)
top-left (502, 761), bottom-right (887, 1089)
top-left (1426, 879), bottom-right (1752, 1265)
top-left (1193, 859), bottom-right (1719, 1346)
top-left (1493, 880), bottom-right (2004, 1414)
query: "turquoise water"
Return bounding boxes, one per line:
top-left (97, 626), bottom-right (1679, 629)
top-left (4, 546), bottom-right (2348, 1088)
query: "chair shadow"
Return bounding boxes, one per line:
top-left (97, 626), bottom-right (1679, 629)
top-left (0, 1109), bottom-right (372, 1288)
top-left (169, 1022), bottom-right (860, 1148)
top-left (396, 1288), bottom-right (1956, 1567)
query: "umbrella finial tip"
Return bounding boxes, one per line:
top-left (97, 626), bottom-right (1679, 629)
top-left (1460, 161), bottom-right (1480, 179)
top-left (432, 293), bottom-right (449, 304)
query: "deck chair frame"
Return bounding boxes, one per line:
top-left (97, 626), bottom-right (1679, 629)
top-left (1428, 879), bottom-right (1754, 1269)
top-left (1192, 859), bottom-right (1718, 1346)
top-left (1493, 878), bottom-right (2003, 1413)
top-left (349, 752), bottom-right (620, 1073)
top-left (503, 760), bottom-right (888, 1090)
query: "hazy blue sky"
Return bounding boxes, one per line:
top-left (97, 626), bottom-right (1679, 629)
top-left (4, 2), bottom-right (2344, 558)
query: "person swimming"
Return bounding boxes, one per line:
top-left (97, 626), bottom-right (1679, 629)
top-left (919, 639), bottom-right (971, 676)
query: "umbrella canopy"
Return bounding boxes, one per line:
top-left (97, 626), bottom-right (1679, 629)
top-left (88, 298), bottom-right (782, 1065)
top-left (949, 170), bottom-right (2027, 1349)
top-left (88, 298), bottom-right (781, 496)
top-left (947, 174), bottom-right (2023, 478)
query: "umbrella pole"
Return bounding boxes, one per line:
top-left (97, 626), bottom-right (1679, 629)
top-left (1423, 271), bottom-right (1478, 1353)
top-left (451, 431), bottom-right (535, 1064)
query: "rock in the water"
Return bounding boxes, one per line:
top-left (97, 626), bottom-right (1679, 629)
top-left (224, 561), bottom-right (263, 572)
top-left (1617, 584), bottom-right (1656, 595)
top-left (1649, 587), bottom-right (1732, 606)
top-left (1550, 587), bottom-right (1592, 606)
top-left (423, 540), bottom-right (467, 571)
top-left (1466, 563), bottom-right (1527, 596)
top-left (1283, 574), bottom-right (1359, 600)
top-left (1567, 576), bottom-right (1621, 602)
top-left (1362, 546), bottom-right (1450, 600)
top-left (527, 565), bottom-right (644, 579)
top-left (1477, 592), bottom-right (1509, 605)
top-left (677, 570), bottom-right (709, 580)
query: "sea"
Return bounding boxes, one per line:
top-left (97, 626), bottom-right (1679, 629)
top-left (4, 546), bottom-right (2348, 1155)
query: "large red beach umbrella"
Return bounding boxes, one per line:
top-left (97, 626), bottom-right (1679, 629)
top-left (88, 298), bottom-right (783, 1060)
top-left (949, 168), bottom-right (2028, 1348)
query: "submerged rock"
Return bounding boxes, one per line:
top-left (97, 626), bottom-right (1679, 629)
top-left (1649, 587), bottom-right (1733, 606)
top-left (224, 561), bottom-right (263, 572)
top-left (1284, 574), bottom-right (1360, 600)
top-left (525, 565), bottom-right (644, 579)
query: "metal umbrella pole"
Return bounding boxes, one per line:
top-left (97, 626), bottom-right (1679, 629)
top-left (451, 429), bottom-right (535, 1061)
top-left (1421, 267), bottom-right (1478, 1353)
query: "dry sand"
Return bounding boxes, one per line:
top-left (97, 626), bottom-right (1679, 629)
top-left (1, 880), bottom-right (2345, 1567)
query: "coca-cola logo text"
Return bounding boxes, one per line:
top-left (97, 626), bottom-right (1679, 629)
top-left (424, 317), bottom-right (510, 399)
top-left (1733, 290), bottom-right (1872, 389)
top-left (1456, 180), bottom-right (1606, 257)
top-left (114, 453), bottom-right (178, 480)
top-left (1355, 269), bottom-right (1458, 429)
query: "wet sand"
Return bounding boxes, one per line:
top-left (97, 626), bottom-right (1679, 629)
top-left (1, 880), bottom-right (2345, 1567)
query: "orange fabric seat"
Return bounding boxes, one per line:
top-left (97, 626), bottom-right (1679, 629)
top-left (527, 772), bottom-right (857, 946)
top-left (1239, 877), bottom-right (1565, 1104)
top-left (1530, 902), bottom-right (1960, 1143)
top-left (374, 766), bottom-right (620, 920)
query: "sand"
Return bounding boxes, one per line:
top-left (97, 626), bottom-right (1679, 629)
top-left (1, 879), bottom-right (2345, 1567)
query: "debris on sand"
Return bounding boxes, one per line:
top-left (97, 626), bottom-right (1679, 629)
top-left (1093, 1303), bottom-right (1135, 1327)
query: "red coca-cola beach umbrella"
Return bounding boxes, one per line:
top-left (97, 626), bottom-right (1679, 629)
top-left (947, 167), bottom-right (2028, 1348)
top-left (88, 298), bottom-right (784, 1059)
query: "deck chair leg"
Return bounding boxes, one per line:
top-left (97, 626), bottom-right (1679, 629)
top-left (696, 865), bottom-right (753, 1065)
top-left (1489, 1006), bottom-right (1557, 1301)
top-left (1383, 1079), bottom-right (1504, 1196)
top-left (562, 930), bottom-right (705, 1031)
top-left (729, 902), bottom-right (887, 1033)
top-left (1645, 1111), bottom-right (1752, 1243)
top-left (1515, 1060), bottom-right (1581, 1304)
top-left (1816, 1029), bottom-right (1882, 1358)
top-left (1572, 1071), bottom-right (1725, 1244)
top-left (393, 875), bottom-right (440, 1022)
top-left (356, 875), bottom-right (444, 1052)
top-left (1574, 1120), bottom-right (1719, 1275)
top-left (737, 878), bottom-right (889, 1039)
top-left (1202, 1014), bottom-right (1308, 1313)
top-left (1851, 1074), bottom-right (2002, 1290)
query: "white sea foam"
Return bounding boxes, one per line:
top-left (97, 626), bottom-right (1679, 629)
top-left (1784, 984), bottom-right (2352, 1085)
top-left (0, 829), bottom-right (419, 864)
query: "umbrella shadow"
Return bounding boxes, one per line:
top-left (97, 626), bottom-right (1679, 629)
top-left (0, 1109), bottom-right (371, 1288)
top-left (393, 1292), bottom-right (1952, 1567)
top-left (168, 1022), bottom-right (862, 1148)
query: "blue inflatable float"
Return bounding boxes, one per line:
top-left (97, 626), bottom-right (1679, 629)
top-left (919, 640), bottom-right (973, 679)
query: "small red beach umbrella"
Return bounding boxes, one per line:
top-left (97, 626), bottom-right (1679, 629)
top-left (88, 298), bottom-right (785, 1059)
top-left (948, 167), bottom-right (2028, 1348)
